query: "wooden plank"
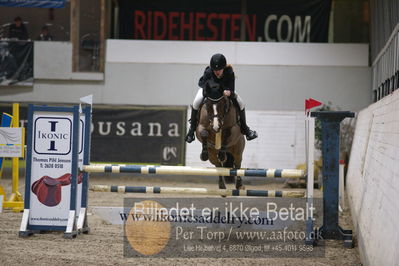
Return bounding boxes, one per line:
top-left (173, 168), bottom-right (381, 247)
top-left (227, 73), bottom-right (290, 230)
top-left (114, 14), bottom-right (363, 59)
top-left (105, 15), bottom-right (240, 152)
top-left (70, 0), bottom-right (80, 72)
top-left (99, 0), bottom-right (106, 72)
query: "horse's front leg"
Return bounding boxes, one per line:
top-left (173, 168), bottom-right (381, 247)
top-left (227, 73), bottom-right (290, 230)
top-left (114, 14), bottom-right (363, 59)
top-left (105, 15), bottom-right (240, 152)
top-left (227, 126), bottom-right (245, 190)
top-left (218, 129), bottom-right (229, 163)
top-left (231, 153), bottom-right (245, 190)
top-left (199, 129), bottom-right (209, 161)
top-left (206, 148), bottom-right (226, 190)
top-left (220, 129), bottom-right (234, 184)
top-left (233, 146), bottom-right (245, 190)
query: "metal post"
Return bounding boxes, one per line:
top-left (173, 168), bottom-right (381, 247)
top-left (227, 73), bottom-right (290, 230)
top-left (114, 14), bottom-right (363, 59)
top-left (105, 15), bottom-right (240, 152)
top-left (11, 103), bottom-right (19, 196)
top-left (305, 115), bottom-right (315, 245)
top-left (311, 111), bottom-right (354, 248)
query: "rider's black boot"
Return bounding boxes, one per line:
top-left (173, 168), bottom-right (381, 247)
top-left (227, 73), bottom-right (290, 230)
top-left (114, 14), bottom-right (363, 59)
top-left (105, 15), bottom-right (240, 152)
top-left (238, 108), bottom-right (258, 141)
top-left (185, 108), bottom-right (199, 143)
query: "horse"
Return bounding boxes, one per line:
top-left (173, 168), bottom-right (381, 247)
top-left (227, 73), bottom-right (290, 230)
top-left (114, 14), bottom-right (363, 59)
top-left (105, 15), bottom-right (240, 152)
top-left (195, 95), bottom-right (245, 190)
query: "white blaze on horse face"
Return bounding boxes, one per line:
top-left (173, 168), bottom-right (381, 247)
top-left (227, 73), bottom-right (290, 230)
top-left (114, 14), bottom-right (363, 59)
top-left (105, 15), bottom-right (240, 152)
top-left (212, 103), bottom-right (219, 132)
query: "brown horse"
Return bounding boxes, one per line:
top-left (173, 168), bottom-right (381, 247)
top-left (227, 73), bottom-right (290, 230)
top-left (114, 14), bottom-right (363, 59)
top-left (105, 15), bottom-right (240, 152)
top-left (196, 96), bottom-right (245, 189)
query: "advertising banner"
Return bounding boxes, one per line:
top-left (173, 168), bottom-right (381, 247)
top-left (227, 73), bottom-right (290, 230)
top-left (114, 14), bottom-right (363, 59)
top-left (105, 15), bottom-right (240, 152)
top-left (0, 104), bottom-right (187, 165)
top-left (28, 112), bottom-right (76, 227)
top-left (91, 107), bottom-right (186, 165)
top-left (0, 127), bottom-right (24, 157)
top-left (19, 105), bottom-right (81, 237)
top-left (119, 0), bottom-right (331, 42)
top-left (0, 0), bottom-right (65, 8)
top-left (119, 197), bottom-right (324, 258)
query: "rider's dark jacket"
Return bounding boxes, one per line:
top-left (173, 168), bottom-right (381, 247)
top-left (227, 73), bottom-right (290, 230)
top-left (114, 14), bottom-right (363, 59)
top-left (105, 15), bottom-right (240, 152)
top-left (198, 66), bottom-right (235, 99)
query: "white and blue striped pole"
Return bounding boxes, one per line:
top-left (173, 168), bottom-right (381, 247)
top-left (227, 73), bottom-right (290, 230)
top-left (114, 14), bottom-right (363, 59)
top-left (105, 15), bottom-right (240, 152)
top-left (83, 164), bottom-right (305, 179)
top-left (90, 185), bottom-right (305, 198)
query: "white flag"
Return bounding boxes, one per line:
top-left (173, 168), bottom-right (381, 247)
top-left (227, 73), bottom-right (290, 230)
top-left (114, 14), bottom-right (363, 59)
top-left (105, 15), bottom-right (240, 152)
top-left (80, 95), bottom-right (93, 105)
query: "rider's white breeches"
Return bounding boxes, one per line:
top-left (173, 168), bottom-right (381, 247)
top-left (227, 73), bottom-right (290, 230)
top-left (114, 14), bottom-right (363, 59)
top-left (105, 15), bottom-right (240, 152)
top-left (192, 88), bottom-right (204, 110)
top-left (235, 93), bottom-right (245, 110)
top-left (192, 88), bottom-right (245, 110)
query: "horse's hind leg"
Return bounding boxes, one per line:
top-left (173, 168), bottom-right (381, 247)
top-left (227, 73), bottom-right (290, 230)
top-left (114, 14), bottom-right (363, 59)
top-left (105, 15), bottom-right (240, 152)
top-left (235, 176), bottom-right (244, 190)
top-left (218, 176), bottom-right (226, 189)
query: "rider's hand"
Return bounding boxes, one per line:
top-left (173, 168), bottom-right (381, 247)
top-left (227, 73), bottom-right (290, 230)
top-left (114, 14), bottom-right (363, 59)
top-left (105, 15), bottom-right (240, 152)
top-left (223, 90), bottom-right (231, 97)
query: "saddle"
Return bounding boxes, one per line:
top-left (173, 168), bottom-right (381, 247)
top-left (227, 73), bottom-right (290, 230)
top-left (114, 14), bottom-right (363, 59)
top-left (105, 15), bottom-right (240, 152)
top-left (31, 173), bottom-right (83, 207)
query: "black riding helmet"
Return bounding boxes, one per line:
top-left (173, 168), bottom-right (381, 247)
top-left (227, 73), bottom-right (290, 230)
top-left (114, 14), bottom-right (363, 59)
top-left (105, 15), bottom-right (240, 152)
top-left (210, 53), bottom-right (227, 70)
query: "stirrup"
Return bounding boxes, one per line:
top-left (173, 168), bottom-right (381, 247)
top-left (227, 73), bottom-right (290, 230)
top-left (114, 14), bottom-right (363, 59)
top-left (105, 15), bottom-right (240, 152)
top-left (185, 130), bottom-right (195, 143)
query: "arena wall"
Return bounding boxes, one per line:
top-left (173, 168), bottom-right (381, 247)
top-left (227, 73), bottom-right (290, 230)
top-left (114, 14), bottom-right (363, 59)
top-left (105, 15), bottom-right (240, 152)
top-left (346, 89), bottom-right (399, 266)
top-left (0, 39), bottom-right (371, 169)
top-left (0, 40), bottom-right (371, 112)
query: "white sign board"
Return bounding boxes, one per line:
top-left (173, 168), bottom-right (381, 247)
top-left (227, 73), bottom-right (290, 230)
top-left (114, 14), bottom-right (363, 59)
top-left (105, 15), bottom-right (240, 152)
top-left (19, 105), bottom-right (84, 238)
top-left (29, 113), bottom-right (76, 227)
top-left (0, 127), bottom-right (24, 157)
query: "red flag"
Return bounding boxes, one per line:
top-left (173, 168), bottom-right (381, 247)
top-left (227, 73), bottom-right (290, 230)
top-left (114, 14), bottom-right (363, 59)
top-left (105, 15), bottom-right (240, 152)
top-left (305, 98), bottom-right (322, 110)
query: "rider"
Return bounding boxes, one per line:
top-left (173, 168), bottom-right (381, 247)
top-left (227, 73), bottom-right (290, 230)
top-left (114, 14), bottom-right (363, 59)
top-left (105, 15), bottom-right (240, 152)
top-left (185, 53), bottom-right (258, 143)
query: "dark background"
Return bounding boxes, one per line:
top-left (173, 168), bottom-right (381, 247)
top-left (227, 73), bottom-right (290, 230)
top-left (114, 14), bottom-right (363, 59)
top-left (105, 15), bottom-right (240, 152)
top-left (119, 0), bottom-right (331, 42)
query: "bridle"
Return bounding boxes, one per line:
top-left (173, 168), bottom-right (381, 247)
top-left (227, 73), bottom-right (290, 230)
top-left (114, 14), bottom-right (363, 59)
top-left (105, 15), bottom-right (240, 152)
top-left (205, 96), bottom-right (231, 131)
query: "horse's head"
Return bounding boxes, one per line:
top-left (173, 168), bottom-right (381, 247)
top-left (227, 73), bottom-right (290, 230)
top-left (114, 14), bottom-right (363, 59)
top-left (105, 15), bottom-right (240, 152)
top-left (204, 96), bottom-right (230, 133)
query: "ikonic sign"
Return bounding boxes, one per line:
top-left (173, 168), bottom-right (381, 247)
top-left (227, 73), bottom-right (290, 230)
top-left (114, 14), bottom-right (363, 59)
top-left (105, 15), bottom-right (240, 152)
top-left (34, 117), bottom-right (72, 155)
top-left (19, 105), bottom-right (89, 237)
top-left (27, 111), bottom-right (78, 228)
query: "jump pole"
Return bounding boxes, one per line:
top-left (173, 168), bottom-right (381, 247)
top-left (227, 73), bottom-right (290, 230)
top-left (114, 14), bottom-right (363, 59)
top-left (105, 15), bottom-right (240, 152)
top-left (90, 185), bottom-right (305, 198)
top-left (82, 164), bottom-right (304, 179)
